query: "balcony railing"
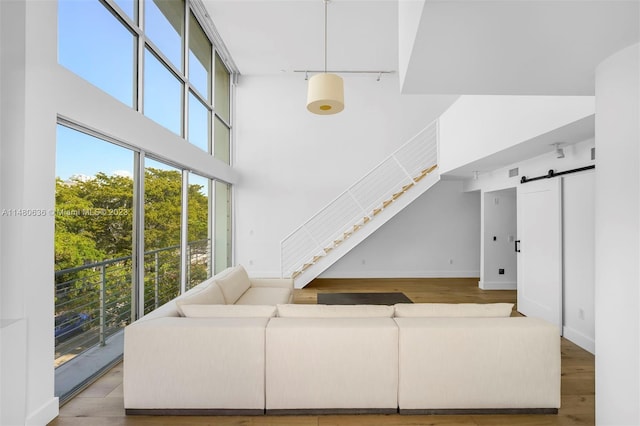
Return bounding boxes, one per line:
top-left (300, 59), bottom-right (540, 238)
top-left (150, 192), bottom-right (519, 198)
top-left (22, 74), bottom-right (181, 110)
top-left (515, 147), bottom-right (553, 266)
top-left (54, 239), bottom-right (211, 368)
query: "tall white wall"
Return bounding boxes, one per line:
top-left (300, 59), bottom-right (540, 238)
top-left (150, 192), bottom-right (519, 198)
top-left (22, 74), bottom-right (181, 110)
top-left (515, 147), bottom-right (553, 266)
top-left (439, 96), bottom-right (595, 174)
top-left (398, 0), bottom-right (425, 89)
top-left (563, 171), bottom-right (595, 353)
top-left (234, 73), bottom-right (457, 276)
top-left (321, 180), bottom-right (480, 278)
top-left (481, 189), bottom-right (517, 290)
top-left (594, 43), bottom-right (640, 426)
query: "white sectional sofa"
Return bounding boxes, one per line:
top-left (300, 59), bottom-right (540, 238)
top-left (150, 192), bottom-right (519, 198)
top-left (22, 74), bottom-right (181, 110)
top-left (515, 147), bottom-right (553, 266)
top-left (124, 288), bottom-right (560, 416)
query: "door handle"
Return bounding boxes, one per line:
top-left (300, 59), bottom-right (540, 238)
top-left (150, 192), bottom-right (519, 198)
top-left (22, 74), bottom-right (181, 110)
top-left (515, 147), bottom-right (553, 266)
top-left (515, 240), bottom-right (521, 253)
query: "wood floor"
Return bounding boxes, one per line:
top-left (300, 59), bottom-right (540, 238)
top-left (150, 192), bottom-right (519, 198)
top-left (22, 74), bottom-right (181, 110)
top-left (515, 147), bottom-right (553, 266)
top-left (49, 278), bottom-right (595, 426)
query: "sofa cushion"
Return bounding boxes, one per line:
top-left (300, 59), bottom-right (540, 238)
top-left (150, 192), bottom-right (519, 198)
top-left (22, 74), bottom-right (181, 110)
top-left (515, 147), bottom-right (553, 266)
top-left (394, 303), bottom-right (514, 318)
top-left (236, 287), bottom-right (292, 305)
top-left (277, 304), bottom-right (394, 318)
top-left (175, 283), bottom-right (226, 316)
top-left (180, 304), bottom-right (277, 318)
top-left (216, 265), bottom-right (252, 304)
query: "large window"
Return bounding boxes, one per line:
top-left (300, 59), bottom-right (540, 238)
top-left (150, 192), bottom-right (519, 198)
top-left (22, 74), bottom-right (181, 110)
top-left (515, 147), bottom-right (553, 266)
top-left (56, 0), bottom-right (235, 401)
top-left (54, 123), bottom-right (230, 401)
top-left (58, 0), bottom-right (234, 156)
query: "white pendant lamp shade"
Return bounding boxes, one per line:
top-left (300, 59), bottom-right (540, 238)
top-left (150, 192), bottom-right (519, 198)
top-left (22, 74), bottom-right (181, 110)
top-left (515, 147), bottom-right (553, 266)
top-left (307, 73), bottom-right (344, 115)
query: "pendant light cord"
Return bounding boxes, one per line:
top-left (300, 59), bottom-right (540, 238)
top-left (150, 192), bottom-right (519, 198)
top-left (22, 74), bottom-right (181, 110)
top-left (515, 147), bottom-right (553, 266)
top-left (324, 0), bottom-right (328, 73)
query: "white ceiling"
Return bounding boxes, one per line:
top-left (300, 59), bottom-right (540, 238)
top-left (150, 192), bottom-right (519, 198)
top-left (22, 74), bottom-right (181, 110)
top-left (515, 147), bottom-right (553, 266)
top-left (202, 1), bottom-right (636, 177)
top-left (402, 0), bottom-right (640, 95)
top-left (203, 0), bottom-right (400, 75)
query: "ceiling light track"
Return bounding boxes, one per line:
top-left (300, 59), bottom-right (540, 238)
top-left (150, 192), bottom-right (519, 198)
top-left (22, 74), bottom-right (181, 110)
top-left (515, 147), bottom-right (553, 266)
top-left (297, 70), bottom-right (395, 81)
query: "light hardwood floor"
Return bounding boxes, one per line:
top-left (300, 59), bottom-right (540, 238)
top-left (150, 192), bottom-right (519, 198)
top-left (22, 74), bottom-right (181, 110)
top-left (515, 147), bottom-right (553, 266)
top-left (49, 278), bottom-right (595, 426)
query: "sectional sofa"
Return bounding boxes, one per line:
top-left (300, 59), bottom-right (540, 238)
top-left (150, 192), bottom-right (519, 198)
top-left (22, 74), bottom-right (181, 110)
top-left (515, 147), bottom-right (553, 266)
top-left (123, 266), bottom-right (560, 415)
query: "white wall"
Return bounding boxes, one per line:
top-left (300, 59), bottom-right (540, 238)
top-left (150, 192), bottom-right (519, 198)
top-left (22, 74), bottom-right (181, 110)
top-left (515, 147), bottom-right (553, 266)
top-left (321, 180), bottom-right (480, 278)
top-left (398, 0), bottom-right (425, 89)
top-left (594, 43), bottom-right (640, 426)
top-left (462, 138), bottom-right (596, 353)
top-left (234, 73), bottom-right (457, 276)
top-left (439, 95), bottom-right (595, 174)
top-left (563, 171), bottom-right (595, 353)
top-left (481, 189), bottom-right (517, 290)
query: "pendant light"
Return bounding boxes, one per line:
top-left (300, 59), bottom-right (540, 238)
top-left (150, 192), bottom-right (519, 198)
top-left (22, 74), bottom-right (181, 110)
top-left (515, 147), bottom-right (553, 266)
top-left (307, 0), bottom-right (344, 115)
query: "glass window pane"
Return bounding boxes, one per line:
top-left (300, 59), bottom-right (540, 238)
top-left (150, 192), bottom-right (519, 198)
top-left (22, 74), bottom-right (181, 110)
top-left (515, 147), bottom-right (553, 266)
top-left (189, 13), bottom-right (211, 101)
top-left (214, 181), bottom-right (232, 274)
top-left (188, 92), bottom-right (210, 152)
top-left (187, 174), bottom-right (211, 289)
top-left (144, 48), bottom-right (182, 135)
top-left (144, 0), bottom-right (184, 70)
top-left (58, 0), bottom-right (135, 107)
top-left (214, 116), bottom-right (230, 164)
top-left (144, 159), bottom-right (182, 314)
top-left (55, 124), bottom-right (134, 398)
top-left (214, 53), bottom-right (231, 123)
top-left (113, 0), bottom-right (136, 21)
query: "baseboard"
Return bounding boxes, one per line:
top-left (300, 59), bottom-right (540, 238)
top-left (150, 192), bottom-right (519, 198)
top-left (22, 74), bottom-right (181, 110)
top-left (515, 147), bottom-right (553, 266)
top-left (478, 281), bottom-right (517, 290)
top-left (563, 326), bottom-right (595, 354)
top-left (400, 408), bottom-right (558, 415)
top-left (26, 397), bottom-right (59, 426)
top-left (319, 270), bottom-right (480, 279)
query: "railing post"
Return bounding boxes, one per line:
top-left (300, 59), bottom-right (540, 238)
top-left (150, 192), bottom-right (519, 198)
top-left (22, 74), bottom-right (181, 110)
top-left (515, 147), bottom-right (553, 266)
top-left (154, 251), bottom-right (159, 310)
top-left (187, 243), bottom-right (191, 289)
top-left (99, 265), bottom-right (106, 347)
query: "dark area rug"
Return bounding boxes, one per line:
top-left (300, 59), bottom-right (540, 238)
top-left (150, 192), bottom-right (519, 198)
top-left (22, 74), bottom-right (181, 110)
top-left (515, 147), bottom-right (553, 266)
top-left (317, 292), bottom-right (413, 305)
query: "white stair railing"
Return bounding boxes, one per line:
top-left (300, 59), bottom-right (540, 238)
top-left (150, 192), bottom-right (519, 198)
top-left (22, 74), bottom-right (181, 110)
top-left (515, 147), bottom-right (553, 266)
top-left (280, 120), bottom-right (439, 279)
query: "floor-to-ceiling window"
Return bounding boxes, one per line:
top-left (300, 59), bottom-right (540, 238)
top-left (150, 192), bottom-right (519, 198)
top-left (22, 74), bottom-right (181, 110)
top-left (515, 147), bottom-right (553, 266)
top-left (56, 0), bottom-right (235, 402)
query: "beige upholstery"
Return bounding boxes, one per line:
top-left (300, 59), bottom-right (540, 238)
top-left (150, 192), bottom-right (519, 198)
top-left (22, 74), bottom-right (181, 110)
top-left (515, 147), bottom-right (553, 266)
top-left (395, 317), bottom-right (561, 410)
top-left (180, 304), bottom-right (277, 318)
top-left (394, 303), bottom-right (514, 318)
top-left (236, 287), bottom-right (292, 305)
top-left (124, 316), bottom-right (269, 410)
top-left (265, 317), bottom-right (399, 410)
top-left (216, 265), bottom-right (252, 304)
top-left (175, 282), bottom-right (226, 315)
top-left (276, 304), bottom-right (394, 318)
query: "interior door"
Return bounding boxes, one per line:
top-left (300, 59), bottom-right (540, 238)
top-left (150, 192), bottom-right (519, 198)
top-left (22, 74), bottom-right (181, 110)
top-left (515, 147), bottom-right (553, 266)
top-left (516, 178), bottom-right (563, 333)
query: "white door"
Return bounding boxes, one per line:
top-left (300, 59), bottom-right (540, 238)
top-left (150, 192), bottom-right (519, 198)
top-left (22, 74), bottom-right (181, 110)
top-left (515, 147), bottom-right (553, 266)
top-left (516, 178), bottom-right (563, 333)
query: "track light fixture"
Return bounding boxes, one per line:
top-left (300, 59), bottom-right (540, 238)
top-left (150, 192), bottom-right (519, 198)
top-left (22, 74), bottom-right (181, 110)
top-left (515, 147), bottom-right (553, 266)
top-left (552, 143), bottom-right (565, 159)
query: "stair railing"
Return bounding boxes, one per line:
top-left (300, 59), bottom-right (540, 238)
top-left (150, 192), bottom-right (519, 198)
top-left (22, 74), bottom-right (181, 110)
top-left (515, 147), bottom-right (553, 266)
top-left (280, 119), bottom-right (439, 279)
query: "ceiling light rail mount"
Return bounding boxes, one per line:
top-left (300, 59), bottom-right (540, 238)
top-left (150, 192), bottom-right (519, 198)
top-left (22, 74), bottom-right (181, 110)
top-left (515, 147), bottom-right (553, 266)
top-left (297, 70), bottom-right (395, 81)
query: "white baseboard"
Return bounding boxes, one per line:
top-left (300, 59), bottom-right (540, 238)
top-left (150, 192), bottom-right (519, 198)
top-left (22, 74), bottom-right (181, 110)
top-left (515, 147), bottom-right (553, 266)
top-left (562, 326), bottom-right (595, 354)
top-left (479, 281), bottom-right (517, 290)
top-left (319, 270), bottom-right (480, 279)
top-left (26, 397), bottom-right (59, 426)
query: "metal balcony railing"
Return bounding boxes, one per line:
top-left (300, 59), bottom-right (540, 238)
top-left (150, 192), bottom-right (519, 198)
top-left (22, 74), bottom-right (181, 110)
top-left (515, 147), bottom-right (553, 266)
top-left (54, 238), bottom-right (211, 368)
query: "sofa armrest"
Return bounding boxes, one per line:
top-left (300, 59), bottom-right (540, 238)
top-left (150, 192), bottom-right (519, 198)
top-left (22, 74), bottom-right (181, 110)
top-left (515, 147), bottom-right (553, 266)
top-left (249, 277), bottom-right (294, 290)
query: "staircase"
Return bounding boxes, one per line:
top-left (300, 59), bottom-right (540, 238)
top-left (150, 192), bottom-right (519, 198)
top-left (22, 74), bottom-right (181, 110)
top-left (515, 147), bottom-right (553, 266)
top-left (280, 120), bottom-right (441, 288)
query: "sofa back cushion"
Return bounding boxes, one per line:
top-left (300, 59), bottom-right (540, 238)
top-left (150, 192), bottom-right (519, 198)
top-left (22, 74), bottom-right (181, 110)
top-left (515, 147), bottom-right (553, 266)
top-left (180, 304), bottom-right (277, 318)
top-left (216, 264), bottom-right (252, 304)
top-left (394, 303), bottom-right (514, 318)
top-left (175, 282), bottom-right (226, 316)
top-left (277, 304), bottom-right (394, 318)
